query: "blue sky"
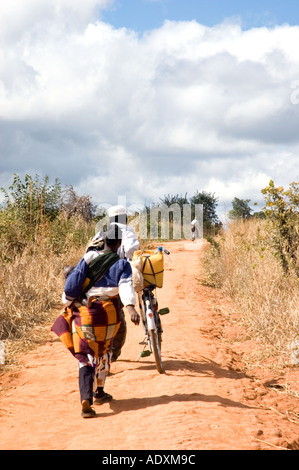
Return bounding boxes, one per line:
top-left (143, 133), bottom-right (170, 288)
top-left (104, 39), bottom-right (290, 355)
top-left (1, 0), bottom-right (299, 221)
top-left (102, 0), bottom-right (299, 32)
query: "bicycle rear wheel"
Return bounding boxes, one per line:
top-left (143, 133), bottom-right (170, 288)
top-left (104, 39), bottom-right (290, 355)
top-left (150, 329), bottom-right (164, 373)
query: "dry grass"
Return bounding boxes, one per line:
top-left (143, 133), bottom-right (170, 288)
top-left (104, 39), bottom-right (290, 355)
top-left (0, 217), bottom-right (92, 370)
top-left (0, 245), bottom-right (80, 339)
top-left (201, 218), bottom-right (299, 363)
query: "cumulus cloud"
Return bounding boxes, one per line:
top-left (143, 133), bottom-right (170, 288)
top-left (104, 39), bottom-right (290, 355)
top-left (0, 0), bottom-right (112, 39)
top-left (0, 2), bottom-right (299, 216)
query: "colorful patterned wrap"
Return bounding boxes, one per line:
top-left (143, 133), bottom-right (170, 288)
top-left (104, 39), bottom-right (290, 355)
top-left (51, 296), bottom-right (122, 364)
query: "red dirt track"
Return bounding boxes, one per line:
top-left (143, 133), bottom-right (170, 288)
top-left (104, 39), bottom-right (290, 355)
top-left (0, 240), bottom-right (298, 450)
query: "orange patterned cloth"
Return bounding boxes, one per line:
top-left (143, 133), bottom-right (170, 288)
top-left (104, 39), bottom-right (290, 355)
top-left (51, 296), bottom-right (121, 364)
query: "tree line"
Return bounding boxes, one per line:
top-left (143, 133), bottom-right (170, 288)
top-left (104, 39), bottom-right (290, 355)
top-left (1, 173), bottom-right (298, 276)
top-left (0, 174), bottom-right (223, 251)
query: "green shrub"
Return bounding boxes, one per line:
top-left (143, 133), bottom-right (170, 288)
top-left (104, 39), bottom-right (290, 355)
top-left (262, 180), bottom-right (299, 276)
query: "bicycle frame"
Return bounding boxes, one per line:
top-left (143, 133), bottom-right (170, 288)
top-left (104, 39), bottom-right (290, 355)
top-left (138, 285), bottom-right (164, 373)
top-left (136, 246), bottom-right (171, 373)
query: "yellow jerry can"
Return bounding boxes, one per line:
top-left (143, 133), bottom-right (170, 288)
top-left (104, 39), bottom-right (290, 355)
top-left (133, 250), bottom-right (164, 288)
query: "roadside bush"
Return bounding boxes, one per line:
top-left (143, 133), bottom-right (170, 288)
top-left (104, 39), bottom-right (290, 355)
top-left (201, 217), bottom-right (299, 361)
top-left (261, 180), bottom-right (299, 277)
top-left (0, 174), bottom-right (96, 360)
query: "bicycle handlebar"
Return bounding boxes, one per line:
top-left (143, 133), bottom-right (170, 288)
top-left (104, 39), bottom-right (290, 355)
top-left (155, 246), bottom-right (170, 255)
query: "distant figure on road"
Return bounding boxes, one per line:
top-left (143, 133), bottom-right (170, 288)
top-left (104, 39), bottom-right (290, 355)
top-left (191, 217), bottom-right (200, 242)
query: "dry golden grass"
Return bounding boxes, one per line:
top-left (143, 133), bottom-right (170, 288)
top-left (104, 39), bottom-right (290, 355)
top-left (0, 246), bottom-right (85, 372)
top-left (0, 246), bottom-right (81, 337)
top-left (201, 218), bottom-right (299, 362)
top-left (0, 217), bottom-right (93, 370)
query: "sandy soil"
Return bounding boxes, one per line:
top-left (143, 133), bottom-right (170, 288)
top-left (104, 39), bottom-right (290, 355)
top-left (0, 240), bottom-right (298, 450)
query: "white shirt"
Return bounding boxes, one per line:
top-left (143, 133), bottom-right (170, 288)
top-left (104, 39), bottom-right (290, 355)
top-left (110, 222), bottom-right (140, 260)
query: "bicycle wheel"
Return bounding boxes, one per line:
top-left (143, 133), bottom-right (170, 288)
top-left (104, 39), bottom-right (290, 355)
top-left (150, 329), bottom-right (164, 374)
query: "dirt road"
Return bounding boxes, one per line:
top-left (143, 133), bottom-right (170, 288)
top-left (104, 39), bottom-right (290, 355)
top-left (0, 240), bottom-right (298, 450)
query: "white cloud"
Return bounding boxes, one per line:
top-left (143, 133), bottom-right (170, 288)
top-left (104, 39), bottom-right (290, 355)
top-left (1, 6), bottom-right (299, 216)
top-left (0, 0), bottom-right (112, 40)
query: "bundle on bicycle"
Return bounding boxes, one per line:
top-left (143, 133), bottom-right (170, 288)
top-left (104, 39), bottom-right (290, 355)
top-left (132, 246), bottom-right (170, 374)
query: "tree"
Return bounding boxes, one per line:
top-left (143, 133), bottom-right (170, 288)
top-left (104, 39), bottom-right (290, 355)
top-left (159, 193), bottom-right (188, 208)
top-left (228, 197), bottom-right (253, 220)
top-left (0, 174), bottom-right (62, 256)
top-left (60, 185), bottom-right (94, 222)
top-left (190, 191), bottom-right (220, 226)
top-left (159, 190), bottom-right (220, 226)
top-left (158, 190), bottom-right (221, 236)
top-left (261, 180), bottom-right (299, 276)
top-left (252, 210), bottom-right (266, 219)
top-left (1, 173), bottom-right (61, 224)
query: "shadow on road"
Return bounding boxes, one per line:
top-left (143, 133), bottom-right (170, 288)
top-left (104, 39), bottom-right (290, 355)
top-left (114, 355), bottom-right (247, 381)
top-left (93, 391), bottom-right (255, 418)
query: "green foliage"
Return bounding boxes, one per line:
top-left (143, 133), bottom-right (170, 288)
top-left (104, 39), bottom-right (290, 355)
top-left (0, 174), bottom-right (96, 348)
top-left (157, 190), bottom-right (221, 237)
top-left (189, 190), bottom-right (220, 226)
top-left (159, 193), bottom-right (188, 208)
top-left (1, 173), bottom-right (61, 223)
top-left (261, 180), bottom-right (299, 276)
top-left (206, 235), bottom-right (220, 254)
top-left (252, 210), bottom-right (266, 219)
top-left (0, 174), bottom-right (62, 256)
top-left (228, 197), bottom-right (253, 220)
top-left (201, 217), bottom-right (299, 357)
top-left (0, 174), bottom-right (94, 262)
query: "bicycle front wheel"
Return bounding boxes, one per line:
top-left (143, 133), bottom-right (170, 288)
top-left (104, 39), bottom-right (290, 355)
top-left (150, 329), bottom-right (164, 373)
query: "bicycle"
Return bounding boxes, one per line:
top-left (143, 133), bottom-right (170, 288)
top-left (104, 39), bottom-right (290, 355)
top-left (134, 246), bottom-right (170, 374)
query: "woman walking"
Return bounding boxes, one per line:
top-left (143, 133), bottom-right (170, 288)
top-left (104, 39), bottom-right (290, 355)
top-left (51, 225), bottom-right (140, 418)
